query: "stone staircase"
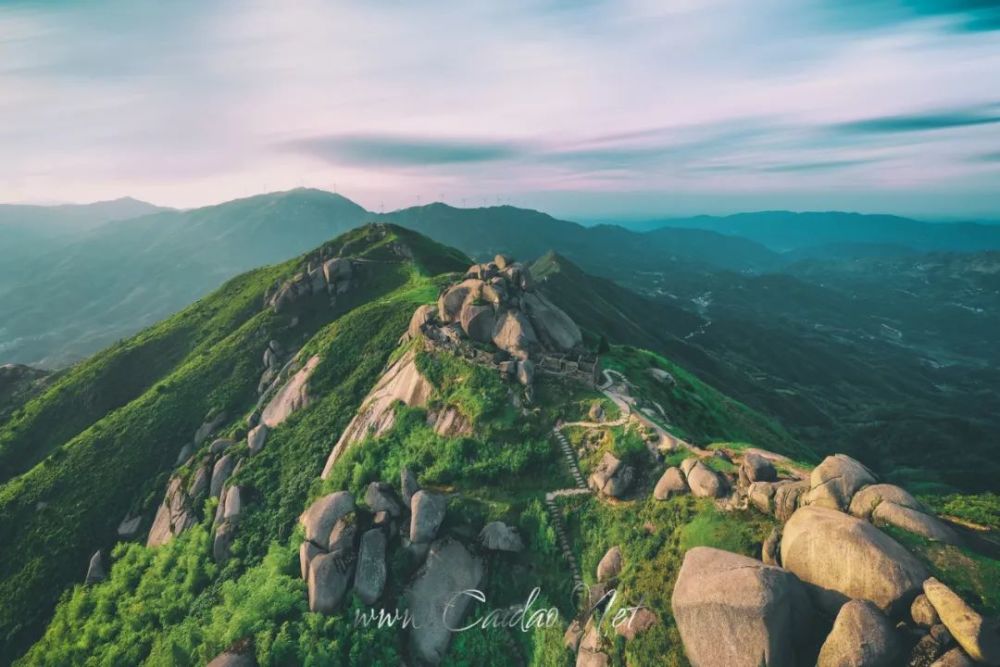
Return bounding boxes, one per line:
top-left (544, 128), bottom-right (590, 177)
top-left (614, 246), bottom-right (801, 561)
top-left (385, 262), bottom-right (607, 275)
top-left (544, 489), bottom-right (588, 594)
top-left (553, 427), bottom-right (588, 490)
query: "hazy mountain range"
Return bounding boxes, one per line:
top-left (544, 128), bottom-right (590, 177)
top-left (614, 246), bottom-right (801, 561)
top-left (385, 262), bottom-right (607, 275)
top-left (4, 189), bottom-right (1000, 368)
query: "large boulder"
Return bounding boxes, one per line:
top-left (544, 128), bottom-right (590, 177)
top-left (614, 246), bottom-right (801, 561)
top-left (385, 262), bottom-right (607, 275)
top-left (748, 481), bottom-right (780, 515)
top-left (459, 302), bottom-right (496, 343)
top-left (308, 551), bottom-right (354, 614)
top-left (213, 521), bottom-right (236, 563)
top-left (300, 492), bottom-right (355, 547)
top-left (521, 292), bottom-right (582, 352)
top-left (408, 304), bottom-right (436, 339)
top-left (615, 607), bottom-right (659, 641)
top-left (437, 279), bottom-right (482, 323)
top-left (739, 452), bottom-right (777, 488)
top-left (923, 577), bottom-right (1000, 664)
top-left (299, 540), bottom-right (321, 580)
top-left (491, 309), bottom-right (537, 358)
top-left (410, 490), bottom-right (447, 543)
top-left (671, 547), bottom-right (815, 667)
top-left (406, 539), bottom-right (484, 664)
top-left (401, 467), bottom-right (420, 505)
top-left (577, 617), bottom-right (610, 667)
top-left (773, 480), bottom-right (809, 522)
top-left (780, 505), bottom-right (927, 615)
top-left (849, 483), bottom-right (926, 519)
top-left (85, 550), bottom-right (106, 584)
top-left (147, 476), bottom-right (196, 547)
top-left (322, 257), bottom-right (353, 284)
top-left (327, 517), bottom-right (358, 553)
top-left (597, 546), bottom-right (623, 582)
top-left (210, 454), bottom-right (236, 498)
top-left (817, 599), bottom-right (901, 667)
top-left (117, 514), bottom-right (143, 539)
top-left (653, 466), bottom-right (688, 500)
top-left (686, 461), bottom-right (730, 498)
top-left (222, 485), bottom-right (243, 522)
top-left (479, 521), bottom-right (524, 552)
top-left (805, 454), bottom-right (877, 511)
top-left (261, 355), bottom-right (319, 428)
top-left (588, 452), bottom-right (635, 498)
top-left (364, 482), bottom-right (402, 517)
top-left (871, 502), bottom-right (961, 545)
top-left (247, 424), bottom-right (268, 455)
top-left (354, 528), bottom-right (387, 605)
top-left (913, 593), bottom-right (941, 628)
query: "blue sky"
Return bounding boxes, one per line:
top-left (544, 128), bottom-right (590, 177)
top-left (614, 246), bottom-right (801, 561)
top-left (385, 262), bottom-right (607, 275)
top-left (1, 0), bottom-right (998, 218)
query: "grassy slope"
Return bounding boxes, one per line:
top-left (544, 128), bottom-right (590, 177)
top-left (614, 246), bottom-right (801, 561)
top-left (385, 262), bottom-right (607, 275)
top-left (0, 224), bottom-right (467, 663)
top-left (14, 227), bottom-right (994, 666)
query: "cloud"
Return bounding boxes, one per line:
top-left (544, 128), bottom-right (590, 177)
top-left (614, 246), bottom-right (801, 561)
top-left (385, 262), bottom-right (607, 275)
top-left (759, 158), bottom-right (879, 173)
top-left (833, 106), bottom-right (1000, 134)
top-left (289, 134), bottom-right (523, 167)
top-left (822, 0), bottom-right (1000, 33)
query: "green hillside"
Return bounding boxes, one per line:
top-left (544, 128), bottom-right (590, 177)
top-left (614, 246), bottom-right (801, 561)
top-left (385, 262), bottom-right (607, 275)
top-left (4, 226), bottom-right (996, 666)
top-left (0, 224), bottom-right (467, 662)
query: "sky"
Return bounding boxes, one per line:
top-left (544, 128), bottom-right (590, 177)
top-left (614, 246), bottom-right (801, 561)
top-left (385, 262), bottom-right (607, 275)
top-left (1, 0), bottom-right (999, 219)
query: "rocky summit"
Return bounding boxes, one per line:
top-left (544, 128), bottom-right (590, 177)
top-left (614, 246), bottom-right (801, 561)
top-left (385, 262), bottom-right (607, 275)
top-left (1, 224), bottom-right (996, 667)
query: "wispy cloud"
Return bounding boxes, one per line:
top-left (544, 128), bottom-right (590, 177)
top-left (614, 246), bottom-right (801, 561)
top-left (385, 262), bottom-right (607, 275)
top-left (0, 0), bottom-right (998, 217)
top-left (289, 134), bottom-right (523, 167)
top-left (834, 106), bottom-right (1000, 134)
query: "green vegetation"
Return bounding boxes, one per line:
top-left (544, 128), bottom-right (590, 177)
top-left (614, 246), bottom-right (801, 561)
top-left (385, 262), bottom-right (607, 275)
top-left (922, 492), bottom-right (1000, 531)
top-left (887, 527), bottom-right (1000, 617)
top-left (0, 224), bottom-right (468, 663)
top-left (603, 346), bottom-right (813, 462)
top-left (560, 493), bottom-right (775, 666)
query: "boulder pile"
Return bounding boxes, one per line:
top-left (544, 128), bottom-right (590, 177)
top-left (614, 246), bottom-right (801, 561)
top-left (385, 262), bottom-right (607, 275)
top-left (666, 449), bottom-right (994, 666)
top-left (296, 472), bottom-right (499, 665)
top-left (264, 256), bottom-right (355, 313)
top-left (408, 255), bottom-right (585, 401)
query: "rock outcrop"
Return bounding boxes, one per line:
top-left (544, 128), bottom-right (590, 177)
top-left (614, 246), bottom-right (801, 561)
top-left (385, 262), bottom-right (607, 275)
top-left (147, 476), bottom-right (196, 547)
top-left (410, 490), bottom-right (447, 544)
top-left (478, 521), bottom-right (524, 552)
top-left (321, 350), bottom-right (432, 478)
top-left (671, 547), bottom-right (815, 667)
top-left (805, 454), bottom-right (877, 511)
top-left (588, 452), bottom-right (635, 498)
top-left (300, 492), bottom-right (356, 547)
top-left (354, 528), bottom-right (387, 605)
top-left (308, 550), bottom-right (355, 614)
top-left (816, 599), bottom-right (901, 667)
top-left (686, 461), bottom-right (730, 498)
top-left (85, 550), bottom-right (106, 584)
top-left (406, 539), bottom-right (484, 665)
top-left (780, 505), bottom-right (927, 615)
top-left (261, 355), bottom-right (319, 428)
top-left (653, 466), bottom-right (688, 500)
top-left (597, 546), bottom-right (623, 582)
top-left (923, 577), bottom-right (1000, 664)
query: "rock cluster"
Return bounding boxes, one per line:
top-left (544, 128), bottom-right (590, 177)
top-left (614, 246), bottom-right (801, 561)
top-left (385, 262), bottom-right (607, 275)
top-left (669, 449), bottom-right (992, 667)
top-left (588, 452), bottom-right (636, 498)
top-left (297, 475), bottom-right (453, 616)
top-left (408, 255), bottom-right (585, 401)
top-left (265, 256), bottom-right (355, 313)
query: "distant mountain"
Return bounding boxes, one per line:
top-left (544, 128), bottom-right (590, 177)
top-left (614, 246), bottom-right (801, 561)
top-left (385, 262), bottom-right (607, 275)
top-left (381, 203), bottom-right (783, 274)
top-left (0, 197), bottom-right (167, 237)
top-left (0, 190), bottom-right (780, 367)
top-left (629, 210), bottom-right (1000, 253)
top-left (0, 198), bottom-right (168, 277)
top-left (0, 189), bottom-right (369, 367)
